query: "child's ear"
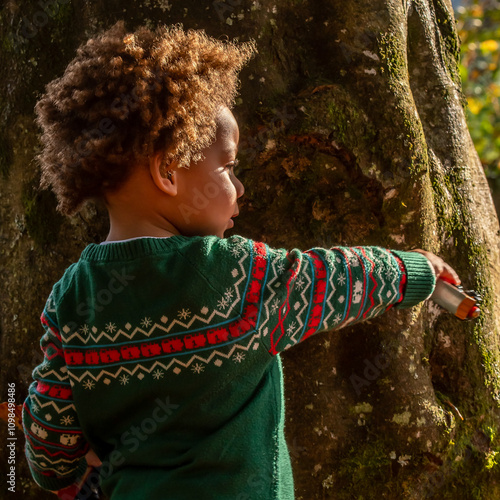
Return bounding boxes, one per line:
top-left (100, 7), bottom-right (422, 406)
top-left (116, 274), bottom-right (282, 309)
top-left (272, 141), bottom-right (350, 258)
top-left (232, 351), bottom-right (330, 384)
top-left (149, 152), bottom-right (178, 196)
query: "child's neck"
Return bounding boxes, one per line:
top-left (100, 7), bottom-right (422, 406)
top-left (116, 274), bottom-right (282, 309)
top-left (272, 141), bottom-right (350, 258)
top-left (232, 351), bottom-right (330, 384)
top-left (105, 211), bottom-right (178, 242)
top-left (103, 165), bottom-right (181, 242)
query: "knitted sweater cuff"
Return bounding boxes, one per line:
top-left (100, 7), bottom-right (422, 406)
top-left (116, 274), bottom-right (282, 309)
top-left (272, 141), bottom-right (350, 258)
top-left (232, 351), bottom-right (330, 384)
top-left (391, 250), bottom-right (436, 308)
top-left (29, 456), bottom-right (87, 492)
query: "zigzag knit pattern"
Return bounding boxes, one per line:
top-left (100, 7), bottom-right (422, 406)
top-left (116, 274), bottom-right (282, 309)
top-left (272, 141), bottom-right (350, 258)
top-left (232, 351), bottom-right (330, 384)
top-left (22, 235), bottom-right (435, 497)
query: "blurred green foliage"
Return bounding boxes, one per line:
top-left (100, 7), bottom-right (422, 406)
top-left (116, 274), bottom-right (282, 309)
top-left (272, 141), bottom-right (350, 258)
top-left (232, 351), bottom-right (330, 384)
top-left (457, 1), bottom-right (500, 181)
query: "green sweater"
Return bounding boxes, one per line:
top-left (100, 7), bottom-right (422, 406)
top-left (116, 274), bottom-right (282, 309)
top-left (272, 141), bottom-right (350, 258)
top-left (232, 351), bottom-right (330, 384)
top-left (22, 235), bottom-right (435, 499)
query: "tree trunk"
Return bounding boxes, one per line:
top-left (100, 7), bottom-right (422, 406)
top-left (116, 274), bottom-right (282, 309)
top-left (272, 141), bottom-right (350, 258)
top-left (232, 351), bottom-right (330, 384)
top-left (1, 1), bottom-right (499, 498)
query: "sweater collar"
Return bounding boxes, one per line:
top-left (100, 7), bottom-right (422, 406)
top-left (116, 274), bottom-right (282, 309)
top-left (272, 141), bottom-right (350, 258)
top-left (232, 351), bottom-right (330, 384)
top-left (81, 235), bottom-right (191, 261)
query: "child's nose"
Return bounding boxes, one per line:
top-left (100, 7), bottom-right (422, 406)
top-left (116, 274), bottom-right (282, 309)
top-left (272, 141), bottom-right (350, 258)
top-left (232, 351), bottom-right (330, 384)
top-left (234, 175), bottom-right (245, 199)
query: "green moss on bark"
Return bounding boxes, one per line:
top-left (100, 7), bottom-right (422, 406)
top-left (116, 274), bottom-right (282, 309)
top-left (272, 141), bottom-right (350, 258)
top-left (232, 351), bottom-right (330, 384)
top-left (378, 30), bottom-right (407, 83)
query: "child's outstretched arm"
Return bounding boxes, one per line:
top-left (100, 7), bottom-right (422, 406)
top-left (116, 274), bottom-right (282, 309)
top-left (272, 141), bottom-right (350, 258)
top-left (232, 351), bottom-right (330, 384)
top-left (22, 294), bottom-right (90, 493)
top-left (195, 237), bottom-right (457, 356)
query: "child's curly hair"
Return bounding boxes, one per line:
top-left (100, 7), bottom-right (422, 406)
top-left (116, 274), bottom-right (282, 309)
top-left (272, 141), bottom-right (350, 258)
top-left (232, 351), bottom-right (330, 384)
top-left (35, 21), bottom-right (256, 215)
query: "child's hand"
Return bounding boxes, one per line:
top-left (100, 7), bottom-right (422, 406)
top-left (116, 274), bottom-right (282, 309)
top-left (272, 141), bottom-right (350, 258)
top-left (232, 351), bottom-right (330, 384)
top-left (51, 449), bottom-right (101, 498)
top-left (85, 448), bottom-right (102, 467)
top-left (410, 249), bottom-right (461, 285)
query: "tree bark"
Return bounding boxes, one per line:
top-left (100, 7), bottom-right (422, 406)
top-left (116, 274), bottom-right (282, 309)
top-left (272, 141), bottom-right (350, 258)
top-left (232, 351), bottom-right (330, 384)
top-left (1, 0), bottom-right (499, 498)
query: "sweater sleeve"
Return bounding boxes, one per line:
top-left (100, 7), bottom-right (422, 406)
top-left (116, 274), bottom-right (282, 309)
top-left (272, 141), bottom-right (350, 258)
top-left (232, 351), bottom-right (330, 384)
top-left (22, 294), bottom-right (89, 491)
top-left (207, 237), bottom-right (436, 355)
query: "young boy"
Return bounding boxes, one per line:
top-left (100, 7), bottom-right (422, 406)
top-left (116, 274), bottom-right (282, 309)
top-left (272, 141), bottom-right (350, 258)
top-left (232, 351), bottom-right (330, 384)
top-left (22, 22), bottom-right (459, 500)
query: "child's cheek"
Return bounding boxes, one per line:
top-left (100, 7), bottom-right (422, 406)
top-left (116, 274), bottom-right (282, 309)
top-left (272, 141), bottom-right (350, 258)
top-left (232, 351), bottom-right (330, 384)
top-left (217, 179), bottom-right (235, 201)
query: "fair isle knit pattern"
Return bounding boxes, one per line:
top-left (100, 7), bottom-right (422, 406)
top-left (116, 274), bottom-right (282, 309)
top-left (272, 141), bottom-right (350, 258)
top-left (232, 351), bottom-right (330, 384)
top-left (22, 235), bottom-right (435, 498)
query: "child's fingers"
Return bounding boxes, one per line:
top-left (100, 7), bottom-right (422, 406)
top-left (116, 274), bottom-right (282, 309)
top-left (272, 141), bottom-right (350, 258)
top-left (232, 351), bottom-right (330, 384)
top-left (410, 249), bottom-right (461, 285)
top-left (85, 449), bottom-right (102, 467)
top-left (438, 263), bottom-right (461, 285)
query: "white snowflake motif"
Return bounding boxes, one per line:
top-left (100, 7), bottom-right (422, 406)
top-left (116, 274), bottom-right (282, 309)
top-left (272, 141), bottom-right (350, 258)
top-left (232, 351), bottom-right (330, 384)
top-left (141, 317), bottom-right (153, 328)
top-left (177, 309), bottom-right (191, 320)
top-left (337, 273), bottom-right (347, 286)
top-left (31, 403), bottom-right (39, 413)
top-left (271, 299), bottom-right (281, 314)
top-left (217, 297), bottom-right (229, 310)
top-left (224, 288), bottom-right (234, 301)
top-left (119, 374), bottom-right (130, 385)
top-left (295, 276), bottom-right (305, 290)
top-left (152, 369), bottom-right (164, 380)
top-left (230, 244), bottom-right (244, 257)
top-left (79, 324), bottom-right (90, 335)
top-left (191, 363), bottom-right (205, 374)
top-left (105, 322), bottom-right (117, 333)
top-left (83, 379), bottom-right (95, 390)
top-left (334, 313), bottom-right (343, 324)
top-left (276, 261), bottom-right (286, 273)
top-left (60, 415), bottom-right (74, 426)
top-left (233, 352), bottom-right (246, 363)
top-left (287, 322), bottom-right (297, 334)
top-left (58, 465), bottom-right (68, 472)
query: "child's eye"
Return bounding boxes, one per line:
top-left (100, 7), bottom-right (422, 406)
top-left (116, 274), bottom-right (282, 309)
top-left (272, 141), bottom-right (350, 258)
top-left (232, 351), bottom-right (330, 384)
top-left (226, 158), bottom-right (240, 174)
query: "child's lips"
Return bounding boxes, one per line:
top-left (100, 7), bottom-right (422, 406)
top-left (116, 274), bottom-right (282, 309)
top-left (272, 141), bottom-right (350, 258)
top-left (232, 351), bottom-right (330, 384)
top-left (228, 212), bottom-right (238, 228)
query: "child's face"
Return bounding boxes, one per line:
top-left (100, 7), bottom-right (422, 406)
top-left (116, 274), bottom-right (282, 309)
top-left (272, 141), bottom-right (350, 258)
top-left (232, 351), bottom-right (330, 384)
top-left (173, 107), bottom-right (244, 238)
